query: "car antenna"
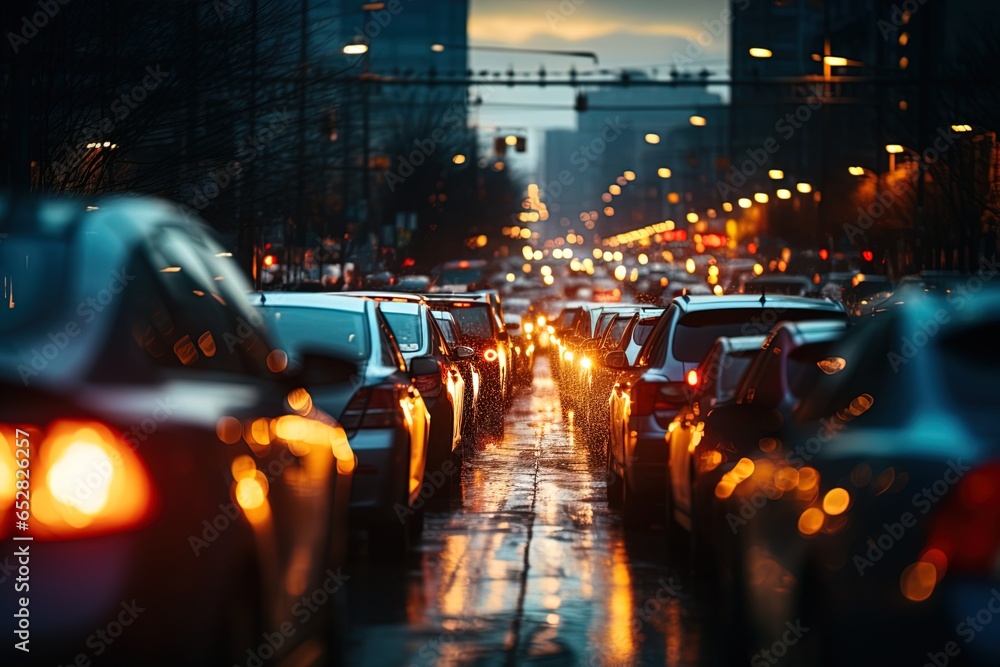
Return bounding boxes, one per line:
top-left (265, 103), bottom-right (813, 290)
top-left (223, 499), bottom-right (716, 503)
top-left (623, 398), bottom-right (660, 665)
top-left (759, 287), bottom-right (766, 306)
top-left (259, 292), bottom-right (266, 305)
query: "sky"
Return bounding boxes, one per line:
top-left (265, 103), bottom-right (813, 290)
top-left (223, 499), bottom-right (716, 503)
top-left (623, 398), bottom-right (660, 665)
top-left (468, 0), bottom-right (732, 179)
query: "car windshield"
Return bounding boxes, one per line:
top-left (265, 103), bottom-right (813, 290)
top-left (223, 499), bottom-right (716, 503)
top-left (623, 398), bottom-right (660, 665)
top-left (671, 308), bottom-right (844, 363)
top-left (258, 306), bottom-right (369, 361)
top-left (382, 311), bottom-right (423, 353)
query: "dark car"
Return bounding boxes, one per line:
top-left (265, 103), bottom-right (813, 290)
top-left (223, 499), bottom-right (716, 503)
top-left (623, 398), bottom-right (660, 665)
top-left (432, 309), bottom-right (481, 446)
top-left (0, 195), bottom-right (355, 666)
top-left (721, 290), bottom-right (1000, 666)
top-left (604, 294), bottom-right (849, 526)
top-left (686, 319), bottom-right (849, 566)
top-left (663, 334), bottom-right (765, 543)
top-left (424, 295), bottom-right (510, 439)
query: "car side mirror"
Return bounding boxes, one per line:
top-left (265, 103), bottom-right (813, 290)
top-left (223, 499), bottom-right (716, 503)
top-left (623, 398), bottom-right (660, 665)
top-left (505, 322), bottom-right (519, 331)
top-left (451, 345), bottom-right (475, 360)
top-left (602, 350), bottom-right (629, 369)
top-left (497, 331), bottom-right (510, 342)
top-left (409, 356), bottom-right (440, 378)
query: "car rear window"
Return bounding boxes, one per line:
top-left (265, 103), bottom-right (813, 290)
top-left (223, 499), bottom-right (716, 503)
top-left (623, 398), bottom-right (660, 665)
top-left (259, 306), bottom-right (369, 361)
top-left (434, 303), bottom-right (494, 340)
top-left (672, 308), bottom-right (844, 363)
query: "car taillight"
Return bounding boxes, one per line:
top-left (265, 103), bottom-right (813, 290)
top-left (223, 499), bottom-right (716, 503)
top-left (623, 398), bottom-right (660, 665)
top-left (483, 348), bottom-right (499, 362)
top-left (340, 385), bottom-right (404, 429)
top-left (686, 370), bottom-right (699, 387)
top-left (632, 382), bottom-right (685, 416)
top-left (1, 421), bottom-right (155, 541)
top-left (923, 462), bottom-right (1000, 576)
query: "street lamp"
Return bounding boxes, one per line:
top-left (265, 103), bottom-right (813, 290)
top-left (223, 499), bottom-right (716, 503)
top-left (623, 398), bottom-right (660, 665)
top-left (645, 133), bottom-right (661, 144)
top-left (689, 115), bottom-right (707, 127)
top-left (343, 39), bottom-right (368, 55)
top-left (749, 48), bottom-right (773, 59)
top-left (768, 169), bottom-right (784, 179)
top-left (657, 167), bottom-right (672, 178)
top-left (796, 182), bottom-right (813, 194)
top-left (848, 166), bottom-right (867, 176)
top-left (885, 144), bottom-right (904, 172)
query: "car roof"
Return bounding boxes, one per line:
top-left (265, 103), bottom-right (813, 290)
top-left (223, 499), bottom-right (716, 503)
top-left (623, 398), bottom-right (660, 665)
top-left (374, 300), bottom-right (422, 315)
top-left (341, 291), bottom-right (426, 303)
top-left (764, 319), bottom-right (849, 350)
top-left (250, 292), bottom-right (369, 313)
top-left (716, 335), bottom-right (768, 354)
top-left (672, 294), bottom-right (843, 313)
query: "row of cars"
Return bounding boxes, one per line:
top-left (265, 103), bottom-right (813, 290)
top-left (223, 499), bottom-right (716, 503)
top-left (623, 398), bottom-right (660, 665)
top-left (549, 284), bottom-right (1000, 665)
top-left (0, 196), bottom-right (535, 665)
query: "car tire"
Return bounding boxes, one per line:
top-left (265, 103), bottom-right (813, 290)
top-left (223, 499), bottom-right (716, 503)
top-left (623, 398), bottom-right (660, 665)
top-left (216, 558), bottom-right (264, 665)
top-left (621, 478), bottom-right (648, 528)
top-left (663, 475), bottom-right (688, 567)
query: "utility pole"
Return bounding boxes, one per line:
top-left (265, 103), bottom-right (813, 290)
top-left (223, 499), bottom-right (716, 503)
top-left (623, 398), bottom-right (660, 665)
top-left (294, 0), bottom-right (309, 280)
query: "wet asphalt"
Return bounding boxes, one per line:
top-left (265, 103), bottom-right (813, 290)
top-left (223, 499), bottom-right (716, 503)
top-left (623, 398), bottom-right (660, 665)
top-left (343, 357), bottom-right (720, 667)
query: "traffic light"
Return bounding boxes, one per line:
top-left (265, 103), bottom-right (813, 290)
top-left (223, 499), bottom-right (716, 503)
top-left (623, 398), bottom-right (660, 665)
top-left (262, 254), bottom-right (277, 268)
top-left (516, 136), bottom-right (526, 153)
top-left (574, 93), bottom-right (588, 112)
top-left (494, 137), bottom-right (507, 157)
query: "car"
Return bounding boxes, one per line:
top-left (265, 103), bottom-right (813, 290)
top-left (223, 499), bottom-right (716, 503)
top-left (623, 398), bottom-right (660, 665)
top-left (663, 334), bottom-right (765, 545)
top-left (565, 306), bottom-right (664, 438)
top-left (740, 274), bottom-right (816, 297)
top-left (504, 312), bottom-right (535, 387)
top-left (432, 309), bottom-right (481, 446)
top-left (391, 274), bottom-right (432, 293)
top-left (0, 195), bottom-right (355, 665)
top-left (341, 292), bottom-right (472, 499)
top-left (430, 259), bottom-right (487, 292)
top-left (251, 292), bottom-right (431, 553)
top-left (684, 320), bottom-right (848, 566)
top-left (721, 289), bottom-right (1000, 666)
top-left (424, 295), bottom-right (510, 439)
top-left (604, 294), bottom-right (849, 526)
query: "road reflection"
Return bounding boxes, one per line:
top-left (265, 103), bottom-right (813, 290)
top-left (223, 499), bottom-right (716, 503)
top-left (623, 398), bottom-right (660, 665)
top-left (344, 358), bottom-right (717, 666)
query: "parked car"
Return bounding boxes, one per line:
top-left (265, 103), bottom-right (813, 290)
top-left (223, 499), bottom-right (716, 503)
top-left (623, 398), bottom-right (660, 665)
top-left (424, 295), bottom-right (510, 439)
top-left (604, 294), bottom-right (848, 526)
top-left (0, 195), bottom-right (355, 665)
top-left (252, 292), bottom-right (431, 553)
top-left (722, 290), bottom-right (1000, 666)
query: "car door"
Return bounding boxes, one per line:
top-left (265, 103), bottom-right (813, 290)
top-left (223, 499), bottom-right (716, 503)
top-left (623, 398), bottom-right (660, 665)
top-left (146, 227), bottom-right (345, 630)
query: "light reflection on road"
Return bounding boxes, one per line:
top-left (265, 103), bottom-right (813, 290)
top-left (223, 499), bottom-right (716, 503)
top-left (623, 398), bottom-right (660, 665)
top-left (344, 358), bottom-right (716, 666)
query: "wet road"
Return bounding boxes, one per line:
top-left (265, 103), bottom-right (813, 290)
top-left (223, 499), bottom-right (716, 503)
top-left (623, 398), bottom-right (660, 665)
top-left (343, 358), bottom-right (719, 666)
